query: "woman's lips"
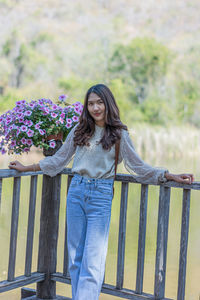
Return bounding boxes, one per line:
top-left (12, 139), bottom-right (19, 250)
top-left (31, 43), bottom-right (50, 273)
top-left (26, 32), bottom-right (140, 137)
top-left (94, 113), bottom-right (101, 116)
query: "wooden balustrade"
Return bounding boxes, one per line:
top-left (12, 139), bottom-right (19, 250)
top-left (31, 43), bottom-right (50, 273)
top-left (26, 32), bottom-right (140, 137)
top-left (0, 168), bottom-right (198, 300)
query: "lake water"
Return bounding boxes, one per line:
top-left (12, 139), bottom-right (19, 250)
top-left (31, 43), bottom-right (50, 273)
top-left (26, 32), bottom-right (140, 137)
top-left (0, 152), bottom-right (200, 300)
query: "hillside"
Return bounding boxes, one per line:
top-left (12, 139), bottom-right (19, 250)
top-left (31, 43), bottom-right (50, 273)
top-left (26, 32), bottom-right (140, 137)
top-left (0, 0), bottom-right (200, 126)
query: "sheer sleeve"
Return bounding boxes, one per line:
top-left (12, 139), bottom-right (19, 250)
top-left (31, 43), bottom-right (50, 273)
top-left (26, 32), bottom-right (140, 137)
top-left (39, 125), bottom-right (77, 177)
top-left (120, 129), bottom-right (168, 184)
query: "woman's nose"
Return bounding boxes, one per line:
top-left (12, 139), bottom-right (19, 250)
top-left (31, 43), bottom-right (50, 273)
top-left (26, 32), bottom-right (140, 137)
top-left (93, 104), bottom-right (99, 111)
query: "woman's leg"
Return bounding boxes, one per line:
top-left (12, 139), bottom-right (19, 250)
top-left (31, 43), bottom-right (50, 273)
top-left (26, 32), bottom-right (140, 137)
top-left (75, 180), bottom-right (113, 300)
top-left (67, 177), bottom-right (87, 299)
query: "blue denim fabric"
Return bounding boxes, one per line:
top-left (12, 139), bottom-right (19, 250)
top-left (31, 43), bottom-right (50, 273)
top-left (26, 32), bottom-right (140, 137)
top-left (67, 174), bottom-right (114, 300)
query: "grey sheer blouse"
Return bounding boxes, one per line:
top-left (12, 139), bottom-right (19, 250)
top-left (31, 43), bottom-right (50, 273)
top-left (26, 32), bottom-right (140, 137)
top-left (39, 124), bottom-right (167, 184)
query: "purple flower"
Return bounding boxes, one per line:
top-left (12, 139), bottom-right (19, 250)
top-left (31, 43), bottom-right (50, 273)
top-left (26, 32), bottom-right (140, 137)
top-left (49, 141), bottom-right (56, 148)
top-left (60, 112), bottom-right (65, 118)
top-left (19, 118), bottom-right (24, 123)
top-left (52, 105), bottom-right (58, 110)
top-left (6, 117), bottom-right (12, 124)
top-left (59, 117), bottom-right (64, 124)
top-left (10, 140), bottom-right (16, 147)
top-left (17, 113), bottom-right (24, 119)
top-left (59, 94), bottom-right (68, 102)
top-left (27, 120), bottom-right (33, 127)
top-left (72, 116), bottom-right (79, 122)
top-left (23, 147), bottom-right (30, 152)
top-left (26, 139), bottom-right (33, 146)
top-left (74, 107), bottom-right (80, 113)
top-left (74, 102), bottom-right (82, 107)
top-left (39, 129), bottom-right (45, 135)
top-left (35, 123), bottom-right (40, 129)
top-left (27, 129), bottom-right (34, 137)
top-left (28, 103), bottom-right (36, 109)
top-left (1, 148), bottom-right (6, 155)
top-left (77, 109), bottom-right (82, 115)
top-left (8, 124), bottom-right (14, 131)
top-left (24, 110), bottom-right (32, 116)
top-left (38, 100), bottom-right (44, 106)
top-left (20, 125), bottom-right (28, 132)
top-left (66, 118), bottom-right (72, 124)
top-left (66, 123), bottom-right (72, 129)
top-left (21, 138), bottom-right (27, 145)
top-left (51, 112), bottom-right (58, 118)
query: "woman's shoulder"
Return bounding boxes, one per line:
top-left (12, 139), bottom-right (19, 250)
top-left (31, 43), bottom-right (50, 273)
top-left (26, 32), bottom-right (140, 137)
top-left (120, 127), bottom-right (129, 139)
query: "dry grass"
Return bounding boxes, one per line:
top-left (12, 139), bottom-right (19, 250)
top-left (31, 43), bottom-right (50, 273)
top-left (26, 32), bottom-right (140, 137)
top-left (129, 124), bottom-right (200, 160)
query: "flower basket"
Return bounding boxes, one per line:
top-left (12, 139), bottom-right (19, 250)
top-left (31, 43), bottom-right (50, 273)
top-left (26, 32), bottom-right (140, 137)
top-left (0, 96), bottom-right (83, 156)
top-left (43, 132), bottom-right (64, 157)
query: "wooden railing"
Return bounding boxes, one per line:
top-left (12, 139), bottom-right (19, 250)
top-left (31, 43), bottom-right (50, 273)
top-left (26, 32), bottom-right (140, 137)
top-left (0, 168), bottom-right (199, 300)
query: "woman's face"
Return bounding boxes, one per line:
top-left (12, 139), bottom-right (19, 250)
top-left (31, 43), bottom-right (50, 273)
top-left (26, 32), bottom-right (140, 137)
top-left (87, 92), bottom-right (106, 127)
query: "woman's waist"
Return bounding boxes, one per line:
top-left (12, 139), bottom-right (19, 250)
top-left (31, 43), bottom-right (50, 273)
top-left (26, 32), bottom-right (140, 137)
top-left (72, 173), bottom-right (114, 185)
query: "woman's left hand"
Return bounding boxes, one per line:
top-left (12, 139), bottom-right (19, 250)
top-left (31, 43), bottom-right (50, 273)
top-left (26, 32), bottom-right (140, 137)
top-left (165, 173), bottom-right (194, 184)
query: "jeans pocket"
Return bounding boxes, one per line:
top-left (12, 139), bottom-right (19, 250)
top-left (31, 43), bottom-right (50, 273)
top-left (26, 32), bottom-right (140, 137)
top-left (96, 184), bottom-right (113, 195)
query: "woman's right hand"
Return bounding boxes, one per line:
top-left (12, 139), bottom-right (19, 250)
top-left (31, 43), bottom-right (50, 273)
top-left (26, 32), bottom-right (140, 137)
top-left (9, 161), bottom-right (27, 172)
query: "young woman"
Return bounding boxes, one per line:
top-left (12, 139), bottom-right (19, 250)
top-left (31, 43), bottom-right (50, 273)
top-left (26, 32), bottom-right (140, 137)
top-left (9, 84), bottom-right (194, 300)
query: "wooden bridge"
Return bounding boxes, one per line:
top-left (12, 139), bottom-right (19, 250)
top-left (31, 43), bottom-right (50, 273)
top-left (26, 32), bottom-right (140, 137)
top-left (0, 168), bottom-right (198, 300)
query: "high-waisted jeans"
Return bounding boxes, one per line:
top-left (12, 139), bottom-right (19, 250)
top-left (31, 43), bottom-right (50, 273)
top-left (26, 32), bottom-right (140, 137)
top-left (67, 174), bottom-right (114, 300)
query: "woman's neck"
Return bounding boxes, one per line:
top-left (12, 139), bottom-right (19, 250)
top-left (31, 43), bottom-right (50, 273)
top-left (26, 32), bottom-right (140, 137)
top-left (95, 121), bottom-right (105, 128)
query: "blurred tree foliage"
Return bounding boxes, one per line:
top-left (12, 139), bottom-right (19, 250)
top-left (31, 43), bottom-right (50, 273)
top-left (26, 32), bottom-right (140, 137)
top-left (0, 31), bottom-right (200, 128)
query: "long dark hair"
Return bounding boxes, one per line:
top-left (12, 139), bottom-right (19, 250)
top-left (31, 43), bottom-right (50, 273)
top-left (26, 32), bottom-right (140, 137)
top-left (73, 84), bottom-right (127, 150)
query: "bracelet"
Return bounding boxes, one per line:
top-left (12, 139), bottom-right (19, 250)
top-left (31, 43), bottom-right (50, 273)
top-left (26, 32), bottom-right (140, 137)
top-left (158, 170), bottom-right (169, 183)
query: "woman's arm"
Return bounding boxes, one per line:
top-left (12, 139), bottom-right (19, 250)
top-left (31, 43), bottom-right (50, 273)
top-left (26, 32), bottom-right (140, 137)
top-left (8, 125), bottom-right (77, 176)
top-left (120, 130), bottom-right (194, 184)
top-left (9, 161), bottom-right (41, 172)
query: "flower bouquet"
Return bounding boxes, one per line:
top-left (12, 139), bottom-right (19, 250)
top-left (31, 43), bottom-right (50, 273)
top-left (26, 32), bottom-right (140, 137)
top-left (0, 95), bottom-right (83, 156)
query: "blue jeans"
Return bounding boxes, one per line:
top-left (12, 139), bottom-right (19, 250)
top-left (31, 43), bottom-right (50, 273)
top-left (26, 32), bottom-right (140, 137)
top-left (67, 174), bottom-right (114, 300)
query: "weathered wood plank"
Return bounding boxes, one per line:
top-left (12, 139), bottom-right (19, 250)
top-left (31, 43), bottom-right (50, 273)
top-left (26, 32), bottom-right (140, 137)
top-left (37, 174), bottom-right (61, 299)
top-left (102, 283), bottom-right (173, 300)
top-left (21, 287), bottom-right (36, 298)
top-left (0, 169), bottom-right (43, 178)
top-left (116, 182), bottom-right (129, 289)
top-left (21, 287), bottom-right (72, 300)
top-left (7, 176), bottom-right (21, 281)
top-left (0, 272), bottom-right (44, 293)
top-left (0, 168), bottom-right (73, 179)
top-left (51, 273), bottom-right (173, 300)
top-left (136, 184), bottom-right (148, 294)
top-left (115, 173), bottom-right (200, 190)
top-left (0, 178), bottom-right (2, 210)
top-left (63, 175), bottom-right (73, 277)
top-left (25, 175), bottom-right (38, 276)
top-left (154, 186), bottom-right (171, 299)
top-left (0, 169), bottom-right (199, 190)
top-left (22, 296), bottom-right (71, 300)
top-left (177, 189), bottom-right (191, 300)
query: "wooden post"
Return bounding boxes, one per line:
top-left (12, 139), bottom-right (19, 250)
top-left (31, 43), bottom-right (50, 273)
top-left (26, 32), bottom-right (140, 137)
top-left (136, 184), bottom-right (148, 294)
top-left (154, 186), bottom-right (171, 299)
top-left (36, 174), bottom-right (61, 299)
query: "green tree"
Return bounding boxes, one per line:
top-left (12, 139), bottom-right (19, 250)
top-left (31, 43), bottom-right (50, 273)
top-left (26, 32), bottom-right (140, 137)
top-left (109, 37), bottom-right (172, 104)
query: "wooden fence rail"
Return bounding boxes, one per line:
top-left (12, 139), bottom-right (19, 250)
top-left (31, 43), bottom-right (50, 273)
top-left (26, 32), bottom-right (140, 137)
top-left (0, 168), bottom-right (199, 300)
